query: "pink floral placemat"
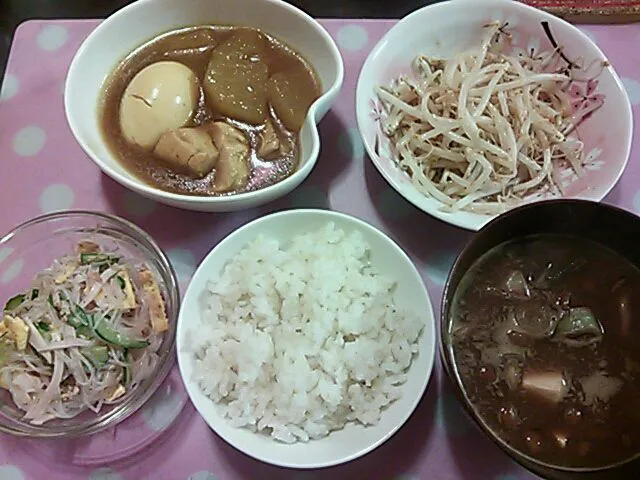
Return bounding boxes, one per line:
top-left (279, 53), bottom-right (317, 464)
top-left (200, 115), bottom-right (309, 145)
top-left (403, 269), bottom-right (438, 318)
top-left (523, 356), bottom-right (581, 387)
top-left (0, 18), bottom-right (639, 480)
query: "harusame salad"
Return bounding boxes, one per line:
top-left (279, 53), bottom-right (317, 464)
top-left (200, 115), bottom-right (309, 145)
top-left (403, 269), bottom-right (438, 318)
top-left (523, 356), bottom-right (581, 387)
top-left (0, 241), bottom-right (168, 425)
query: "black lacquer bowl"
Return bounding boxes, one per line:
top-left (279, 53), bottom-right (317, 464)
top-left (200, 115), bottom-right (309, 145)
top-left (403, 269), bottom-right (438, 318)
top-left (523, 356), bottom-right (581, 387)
top-left (440, 199), bottom-right (640, 480)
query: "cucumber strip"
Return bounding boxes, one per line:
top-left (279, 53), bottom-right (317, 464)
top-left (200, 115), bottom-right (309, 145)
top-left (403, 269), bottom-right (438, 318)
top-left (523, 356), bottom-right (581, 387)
top-left (94, 322), bottom-right (149, 349)
top-left (123, 350), bottom-right (132, 385)
top-left (80, 346), bottom-right (109, 368)
top-left (35, 321), bottom-right (50, 332)
top-left (75, 325), bottom-right (93, 339)
top-left (4, 294), bottom-right (25, 311)
top-left (70, 304), bottom-right (93, 328)
top-left (70, 304), bottom-right (148, 348)
top-left (80, 253), bottom-right (119, 266)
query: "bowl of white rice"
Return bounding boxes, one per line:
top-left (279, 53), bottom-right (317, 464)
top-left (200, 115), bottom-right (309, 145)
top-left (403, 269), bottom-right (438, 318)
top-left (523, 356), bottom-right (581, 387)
top-left (176, 209), bottom-right (436, 468)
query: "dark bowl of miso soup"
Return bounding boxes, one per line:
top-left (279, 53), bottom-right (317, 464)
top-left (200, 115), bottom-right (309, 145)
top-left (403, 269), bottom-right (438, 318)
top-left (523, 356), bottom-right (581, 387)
top-left (441, 199), bottom-right (640, 480)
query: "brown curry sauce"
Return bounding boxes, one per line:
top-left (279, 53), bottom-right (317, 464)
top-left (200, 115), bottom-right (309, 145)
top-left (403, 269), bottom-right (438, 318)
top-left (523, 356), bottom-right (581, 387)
top-left (99, 26), bottom-right (322, 196)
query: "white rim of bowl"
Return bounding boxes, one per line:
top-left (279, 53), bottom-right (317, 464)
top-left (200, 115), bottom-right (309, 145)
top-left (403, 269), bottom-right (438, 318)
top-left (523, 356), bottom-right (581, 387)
top-left (355, 0), bottom-right (633, 231)
top-left (64, 0), bottom-right (345, 207)
top-left (175, 208), bottom-right (437, 468)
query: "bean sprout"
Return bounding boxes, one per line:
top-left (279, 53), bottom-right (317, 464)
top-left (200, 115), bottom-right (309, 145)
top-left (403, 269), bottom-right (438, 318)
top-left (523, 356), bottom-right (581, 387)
top-left (375, 22), bottom-right (607, 215)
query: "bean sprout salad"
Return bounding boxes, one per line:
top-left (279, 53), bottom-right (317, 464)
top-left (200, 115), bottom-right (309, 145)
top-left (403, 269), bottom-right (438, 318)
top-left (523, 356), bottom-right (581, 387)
top-left (375, 21), bottom-right (607, 215)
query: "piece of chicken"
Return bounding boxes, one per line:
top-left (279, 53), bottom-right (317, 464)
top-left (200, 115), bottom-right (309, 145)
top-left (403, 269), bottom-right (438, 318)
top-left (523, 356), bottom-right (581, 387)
top-left (207, 122), bottom-right (250, 193)
top-left (154, 127), bottom-right (219, 178)
top-left (257, 119), bottom-right (281, 159)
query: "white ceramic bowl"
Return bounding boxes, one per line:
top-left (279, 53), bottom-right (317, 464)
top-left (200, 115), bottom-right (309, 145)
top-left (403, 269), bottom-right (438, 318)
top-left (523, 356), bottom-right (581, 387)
top-left (356, 0), bottom-right (632, 231)
top-left (176, 209), bottom-right (436, 468)
top-left (65, 0), bottom-right (344, 212)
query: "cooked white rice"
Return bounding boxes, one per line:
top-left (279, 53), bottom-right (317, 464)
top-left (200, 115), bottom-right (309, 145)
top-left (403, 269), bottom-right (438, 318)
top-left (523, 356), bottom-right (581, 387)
top-left (192, 222), bottom-right (423, 443)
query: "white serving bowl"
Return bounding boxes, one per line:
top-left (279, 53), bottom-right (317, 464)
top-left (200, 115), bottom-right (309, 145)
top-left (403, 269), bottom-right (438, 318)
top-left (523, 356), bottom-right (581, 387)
top-left (65, 0), bottom-right (344, 212)
top-left (356, 0), bottom-right (632, 231)
top-left (176, 209), bottom-right (436, 468)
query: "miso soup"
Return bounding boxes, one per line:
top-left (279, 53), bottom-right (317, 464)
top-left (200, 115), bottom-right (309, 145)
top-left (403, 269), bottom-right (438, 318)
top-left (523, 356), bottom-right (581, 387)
top-left (449, 235), bottom-right (640, 468)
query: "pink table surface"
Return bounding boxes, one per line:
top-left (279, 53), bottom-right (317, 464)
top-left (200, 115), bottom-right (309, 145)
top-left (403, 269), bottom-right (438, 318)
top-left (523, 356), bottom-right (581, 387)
top-left (0, 18), bottom-right (639, 480)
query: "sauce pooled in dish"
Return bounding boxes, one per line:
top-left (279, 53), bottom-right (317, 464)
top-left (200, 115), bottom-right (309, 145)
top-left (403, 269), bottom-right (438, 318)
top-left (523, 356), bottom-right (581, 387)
top-left (449, 235), bottom-right (640, 468)
top-left (99, 26), bottom-right (322, 196)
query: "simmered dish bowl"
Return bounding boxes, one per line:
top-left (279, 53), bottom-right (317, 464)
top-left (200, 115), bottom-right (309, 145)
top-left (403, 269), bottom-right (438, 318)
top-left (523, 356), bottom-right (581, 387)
top-left (101, 26), bottom-right (321, 196)
top-left (356, 0), bottom-right (632, 231)
top-left (0, 211), bottom-right (179, 437)
top-left (65, 0), bottom-right (343, 212)
top-left (176, 209), bottom-right (436, 468)
top-left (441, 200), bottom-right (640, 478)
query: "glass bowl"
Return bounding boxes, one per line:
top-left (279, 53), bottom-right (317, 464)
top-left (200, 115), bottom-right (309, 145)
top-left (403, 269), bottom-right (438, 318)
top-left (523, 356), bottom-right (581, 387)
top-left (0, 210), bottom-right (179, 438)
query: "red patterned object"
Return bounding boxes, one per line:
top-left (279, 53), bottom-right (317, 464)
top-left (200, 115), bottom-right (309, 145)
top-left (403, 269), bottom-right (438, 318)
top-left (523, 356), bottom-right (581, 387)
top-left (520, 0), bottom-right (640, 22)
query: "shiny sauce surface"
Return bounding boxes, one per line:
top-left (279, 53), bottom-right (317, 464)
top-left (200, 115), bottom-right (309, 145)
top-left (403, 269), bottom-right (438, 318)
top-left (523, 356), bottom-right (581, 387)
top-left (99, 26), bottom-right (322, 196)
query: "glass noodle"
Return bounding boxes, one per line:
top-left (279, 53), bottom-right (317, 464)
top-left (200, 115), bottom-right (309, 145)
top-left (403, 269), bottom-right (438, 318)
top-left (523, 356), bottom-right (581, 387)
top-left (0, 241), bottom-right (168, 425)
